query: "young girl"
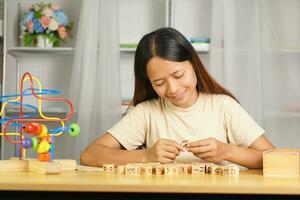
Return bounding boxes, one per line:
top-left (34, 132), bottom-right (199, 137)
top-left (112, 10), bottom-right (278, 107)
top-left (80, 27), bottom-right (274, 169)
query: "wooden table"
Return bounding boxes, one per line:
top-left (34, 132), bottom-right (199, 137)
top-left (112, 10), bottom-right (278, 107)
top-left (0, 170), bottom-right (300, 199)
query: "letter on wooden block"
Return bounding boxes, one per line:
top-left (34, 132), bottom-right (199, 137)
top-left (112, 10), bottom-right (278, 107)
top-left (103, 164), bottom-right (115, 173)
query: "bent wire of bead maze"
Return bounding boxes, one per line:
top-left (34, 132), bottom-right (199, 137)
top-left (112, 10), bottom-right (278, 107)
top-left (0, 72), bottom-right (80, 174)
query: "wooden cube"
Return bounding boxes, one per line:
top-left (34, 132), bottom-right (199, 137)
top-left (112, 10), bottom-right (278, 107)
top-left (222, 166), bottom-right (230, 175)
top-left (227, 165), bottom-right (239, 176)
top-left (204, 163), bottom-right (214, 174)
top-left (191, 163), bottom-right (205, 174)
top-left (125, 164), bottom-right (140, 175)
top-left (154, 165), bottom-right (164, 175)
top-left (117, 165), bottom-right (125, 174)
top-left (141, 164), bottom-right (153, 175)
top-left (263, 149), bottom-right (300, 177)
top-left (211, 165), bottom-right (223, 175)
top-left (164, 164), bottom-right (178, 175)
top-left (177, 164), bottom-right (189, 174)
top-left (103, 164), bottom-right (115, 173)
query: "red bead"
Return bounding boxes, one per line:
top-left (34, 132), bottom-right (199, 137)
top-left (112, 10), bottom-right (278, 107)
top-left (23, 123), bottom-right (42, 135)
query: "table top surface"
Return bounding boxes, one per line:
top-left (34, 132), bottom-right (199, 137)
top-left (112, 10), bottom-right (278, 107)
top-left (0, 169), bottom-right (300, 195)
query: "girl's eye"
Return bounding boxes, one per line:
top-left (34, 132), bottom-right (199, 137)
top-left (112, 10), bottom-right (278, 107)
top-left (154, 81), bottom-right (164, 87)
top-left (174, 72), bottom-right (184, 78)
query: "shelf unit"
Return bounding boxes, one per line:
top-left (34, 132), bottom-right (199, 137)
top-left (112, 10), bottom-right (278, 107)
top-left (1, 0), bottom-right (81, 159)
top-left (7, 47), bottom-right (75, 57)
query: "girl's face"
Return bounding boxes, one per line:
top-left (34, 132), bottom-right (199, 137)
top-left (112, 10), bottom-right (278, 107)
top-left (146, 56), bottom-right (198, 108)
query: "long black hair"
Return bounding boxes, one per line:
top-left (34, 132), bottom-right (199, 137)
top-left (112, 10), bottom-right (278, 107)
top-left (132, 27), bottom-right (236, 106)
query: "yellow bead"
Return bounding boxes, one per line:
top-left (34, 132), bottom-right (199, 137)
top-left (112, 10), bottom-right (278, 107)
top-left (37, 140), bottom-right (50, 154)
top-left (37, 124), bottom-right (48, 138)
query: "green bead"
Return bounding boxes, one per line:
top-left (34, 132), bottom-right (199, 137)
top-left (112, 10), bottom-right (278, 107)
top-left (69, 123), bottom-right (80, 137)
top-left (31, 137), bottom-right (38, 150)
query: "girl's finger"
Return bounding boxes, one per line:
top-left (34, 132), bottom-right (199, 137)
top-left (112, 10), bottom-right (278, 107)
top-left (196, 151), bottom-right (214, 159)
top-left (188, 138), bottom-right (211, 148)
top-left (188, 145), bottom-right (211, 154)
top-left (163, 145), bottom-right (180, 155)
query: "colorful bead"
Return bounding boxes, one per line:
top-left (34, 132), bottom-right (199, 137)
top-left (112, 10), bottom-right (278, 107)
top-left (69, 123), bottom-right (80, 137)
top-left (22, 138), bottom-right (32, 149)
top-left (31, 137), bottom-right (38, 150)
top-left (37, 124), bottom-right (48, 138)
top-left (23, 123), bottom-right (42, 135)
top-left (37, 140), bottom-right (50, 154)
top-left (38, 153), bottom-right (51, 162)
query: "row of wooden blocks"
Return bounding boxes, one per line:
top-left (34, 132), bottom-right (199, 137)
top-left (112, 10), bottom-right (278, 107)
top-left (102, 162), bottom-right (239, 176)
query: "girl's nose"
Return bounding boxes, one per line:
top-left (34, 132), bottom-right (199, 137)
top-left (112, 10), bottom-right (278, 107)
top-left (166, 80), bottom-right (179, 95)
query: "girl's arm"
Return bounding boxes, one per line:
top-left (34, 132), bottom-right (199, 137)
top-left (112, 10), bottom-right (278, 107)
top-left (188, 135), bottom-right (274, 169)
top-left (80, 133), bottom-right (148, 166)
top-left (80, 133), bottom-right (182, 166)
top-left (224, 135), bottom-right (275, 168)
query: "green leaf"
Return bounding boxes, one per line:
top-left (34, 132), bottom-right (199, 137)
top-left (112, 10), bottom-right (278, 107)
top-left (23, 32), bottom-right (33, 46)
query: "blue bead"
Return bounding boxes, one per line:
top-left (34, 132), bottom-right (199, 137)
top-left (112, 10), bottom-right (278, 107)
top-left (22, 138), bottom-right (33, 149)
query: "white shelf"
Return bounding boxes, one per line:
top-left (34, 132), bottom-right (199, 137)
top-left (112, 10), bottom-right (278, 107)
top-left (7, 47), bottom-right (75, 57)
top-left (120, 47), bottom-right (209, 54)
top-left (120, 47), bottom-right (136, 52)
top-left (5, 105), bottom-right (67, 115)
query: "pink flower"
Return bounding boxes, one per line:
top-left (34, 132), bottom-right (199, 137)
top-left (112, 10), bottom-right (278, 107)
top-left (27, 20), bottom-right (34, 33)
top-left (42, 7), bottom-right (54, 17)
top-left (58, 26), bottom-right (68, 39)
top-left (50, 3), bottom-right (60, 10)
top-left (40, 16), bottom-right (50, 28)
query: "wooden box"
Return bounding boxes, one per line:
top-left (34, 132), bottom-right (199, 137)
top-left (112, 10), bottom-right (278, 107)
top-left (263, 149), bottom-right (300, 177)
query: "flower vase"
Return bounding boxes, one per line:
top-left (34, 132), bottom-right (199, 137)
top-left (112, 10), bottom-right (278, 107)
top-left (36, 35), bottom-right (53, 48)
top-left (45, 37), bottom-right (53, 48)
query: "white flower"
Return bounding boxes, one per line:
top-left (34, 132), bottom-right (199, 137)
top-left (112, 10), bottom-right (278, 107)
top-left (48, 19), bottom-right (58, 31)
top-left (42, 7), bottom-right (54, 17)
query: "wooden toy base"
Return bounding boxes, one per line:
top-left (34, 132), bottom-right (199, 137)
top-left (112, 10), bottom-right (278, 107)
top-left (0, 158), bottom-right (77, 174)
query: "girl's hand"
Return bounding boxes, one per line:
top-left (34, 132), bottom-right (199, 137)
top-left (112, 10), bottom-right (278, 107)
top-left (188, 137), bottom-right (231, 163)
top-left (146, 139), bottom-right (183, 163)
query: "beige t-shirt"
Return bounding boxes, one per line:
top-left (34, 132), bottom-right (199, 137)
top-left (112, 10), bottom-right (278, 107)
top-left (107, 93), bottom-right (265, 150)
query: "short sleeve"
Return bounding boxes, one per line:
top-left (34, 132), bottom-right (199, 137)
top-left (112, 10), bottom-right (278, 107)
top-left (107, 102), bottom-right (149, 150)
top-left (222, 96), bottom-right (265, 147)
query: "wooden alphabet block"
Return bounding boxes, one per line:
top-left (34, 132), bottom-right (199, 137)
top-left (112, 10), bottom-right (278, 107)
top-left (141, 164), bottom-right (153, 175)
top-left (177, 164), bottom-right (189, 174)
top-left (125, 164), bottom-right (140, 175)
top-left (204, 163), bottom-right (214, 174)
top-left (117, 165), bottom-right (125, 174)
top-left (103, 164), bottom-right (115, 173)
top-left (154, 165), bottom-right (164, 175)
top-left (191, 163), bottom-right (205, 174)
top-left (164, 164), bottom-right (178, 175)
top-left (211, 165), bottom-right (223, 175)
top-left (227, 165), bottom-right (239, 176)
top-left (222, 166), bottom-right (230, 175)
